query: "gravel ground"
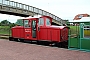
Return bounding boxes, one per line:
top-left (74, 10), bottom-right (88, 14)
top-left (0, 39), bottom-right (90, 60)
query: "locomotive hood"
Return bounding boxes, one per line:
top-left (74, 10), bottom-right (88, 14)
top-left (50, 25), bottom-right (69, 29)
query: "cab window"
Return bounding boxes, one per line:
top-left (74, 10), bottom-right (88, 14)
top-left (46, 18), bottom-right (51, 25)
top-left (24, 20), bottom-right (30, 28)
top-left (32, 20), bottom-right (36, 28)
top-left (38, 18), bottom-right (44, 25)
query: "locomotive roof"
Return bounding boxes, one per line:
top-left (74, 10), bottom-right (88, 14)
top-left (18, 16), bottom-right (52, 20)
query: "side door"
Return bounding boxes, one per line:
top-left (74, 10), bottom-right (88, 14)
top-left (68, 26), bottom-right (80, 49)
top-left (37, 18), bottom-right (45, 40)
top-left (31, 19), bottom-right (38, 40)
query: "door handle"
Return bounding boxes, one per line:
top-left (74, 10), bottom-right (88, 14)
top-left (38, 27), bottom-right (40, 31)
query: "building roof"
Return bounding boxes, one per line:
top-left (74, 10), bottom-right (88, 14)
top-left (69, 17), bottom-right (90, 23)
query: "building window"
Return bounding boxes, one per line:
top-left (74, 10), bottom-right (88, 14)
top-left (46, 18), bottom-right (51, 25)
top-left (84, 26), bottom-right (90, 38)
top-left (38, 18), bottom-right (44, 25)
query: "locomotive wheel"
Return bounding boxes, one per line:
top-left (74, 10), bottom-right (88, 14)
top-left (17, 38), bottom-right (24, 42)
top-left (55, 43), bottom-right (61, 47)
top-left (17, 39), bottom-right (21, 42)
top-left (9, 37), bottom-right (14, 41)
top-left (20, 39), bottom-right (24, 42)
top-left (14, 38), bottom-right (18, 41)
top-left (60, 41), bottom-right (68, 48)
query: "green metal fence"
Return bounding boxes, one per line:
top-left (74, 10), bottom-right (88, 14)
top-left (68, 22), bottom-right (90, 52)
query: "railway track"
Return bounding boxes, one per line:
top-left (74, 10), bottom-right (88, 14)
top-left (0, 34), bottom-right (9, 39)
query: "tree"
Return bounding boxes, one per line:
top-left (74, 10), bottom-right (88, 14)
top-left (0, 23), bottom-right (1, 26)
top-left (1, 20), bottom-right (11, 26)
top-left (15, 19), bottom-right (23, 26)
top-left (9, 23), bottom-right (16, 28)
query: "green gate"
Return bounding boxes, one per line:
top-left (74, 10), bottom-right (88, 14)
top-left (68, 22), bottom-right (90, 52)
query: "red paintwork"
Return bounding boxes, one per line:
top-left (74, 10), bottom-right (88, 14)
top-left (11, 16), bottom-right (69, 42)
top-left (12, 26), bottom-right (24, 38)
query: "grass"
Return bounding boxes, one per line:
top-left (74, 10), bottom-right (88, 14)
top-left (0, 25), bottom-right (79, 35)
top-left (0, 26), bottom-right (11, 35)
top-left (69, 26), bottom-right (80, 35)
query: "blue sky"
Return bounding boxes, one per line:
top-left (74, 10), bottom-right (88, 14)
top-left (0, 0), bottom-right (90, 23)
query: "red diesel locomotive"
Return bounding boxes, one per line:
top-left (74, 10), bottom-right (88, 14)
top-left (9, 16), bottom-right (69, 46)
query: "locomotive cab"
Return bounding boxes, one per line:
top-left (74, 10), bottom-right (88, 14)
top-left (23, 18), bottom-right (38, 40)
top-left (23, 16), bottom-right (52, 40)
top-left (10, 16), bottom-right (52, 41)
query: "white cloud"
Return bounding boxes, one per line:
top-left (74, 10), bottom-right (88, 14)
top-left (0, 14), bottom-right (22, 23)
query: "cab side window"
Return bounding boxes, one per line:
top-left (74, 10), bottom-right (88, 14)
top-left (46, 18), bottom-right (51, 25)
top-left (38, 18), bottom-right (44, 25)
top-left (24, 20), bottom-right (30, 28)
top-left (32, 20), bottom-right (36, 28)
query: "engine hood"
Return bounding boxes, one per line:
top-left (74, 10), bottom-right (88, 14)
top-left (50, 25), bottom-right (69, 29)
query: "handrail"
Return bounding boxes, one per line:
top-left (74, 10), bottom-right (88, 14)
top-left (0, 0), bottom-right (62, 22)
